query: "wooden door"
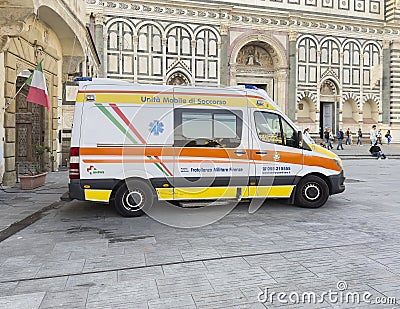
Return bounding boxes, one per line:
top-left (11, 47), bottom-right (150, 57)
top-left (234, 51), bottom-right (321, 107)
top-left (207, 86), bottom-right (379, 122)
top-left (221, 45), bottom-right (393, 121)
top-left (15, 76), bottom-right (44, 174)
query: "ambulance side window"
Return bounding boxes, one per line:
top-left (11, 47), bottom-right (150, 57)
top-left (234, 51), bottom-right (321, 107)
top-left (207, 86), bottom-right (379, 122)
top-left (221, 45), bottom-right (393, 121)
top-left (254, 112), bottom-right (283, 145)
top-left (280, 117), bottom-right (298, 148)
top-left (254, 111), bottom-right (298, 148)
top-left (174, 109), bottom-right (242, 148)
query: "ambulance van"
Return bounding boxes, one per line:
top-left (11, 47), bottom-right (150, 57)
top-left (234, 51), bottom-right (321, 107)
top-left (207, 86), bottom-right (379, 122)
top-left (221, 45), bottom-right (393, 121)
top-left (69, 78), bottom-right (345, 217)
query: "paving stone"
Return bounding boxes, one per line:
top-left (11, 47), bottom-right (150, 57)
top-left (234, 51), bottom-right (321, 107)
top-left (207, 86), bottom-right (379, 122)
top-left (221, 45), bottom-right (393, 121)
top-left (65, 271), bottom-right (118, 289)
top-left (82, 253), bottom-right (145, 272)
top-left (0, 281), bottom-right (18, 296)
top-left (206, 267), bottom-right (276, 292)
top-left (38, 288), bottom-right (88, 309)
top-left (14, 277), bottom-right (68, 294)
top-left (148, 295), bottom-right (196, 309)
top-left (118, 266), bottom-right (164, 282)
top-left (156, 273), bottom-right (214, 298)
top-left (35, 259), bottom-right (85, 278)
top-left (162, 261), bottom-right (207, 277)
top-left (0, 292), bottom-right (45, 309)
top-left (86, 280), bottom-right (158, 307)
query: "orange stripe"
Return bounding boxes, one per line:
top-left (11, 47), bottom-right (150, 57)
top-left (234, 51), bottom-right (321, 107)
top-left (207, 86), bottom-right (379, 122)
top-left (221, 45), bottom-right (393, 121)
top-left (83, 159), bottom-right (250, 164)
top-left (80, 147), bottom-right (340, 171)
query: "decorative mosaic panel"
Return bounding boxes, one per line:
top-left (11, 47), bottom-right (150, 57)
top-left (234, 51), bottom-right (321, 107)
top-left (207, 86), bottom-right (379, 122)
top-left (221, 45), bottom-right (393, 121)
top-left (322, 0), bottom-right (334, 8)
top-left (370, 0), bottom-right (380, 13)
top-left (338, 0), bottom-right (350, 10)
top-left (355, 0), bottom-right (365, 11)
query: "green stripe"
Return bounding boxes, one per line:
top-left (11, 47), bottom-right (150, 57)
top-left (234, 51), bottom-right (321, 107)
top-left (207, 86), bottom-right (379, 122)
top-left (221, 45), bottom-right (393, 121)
top-left (95, 104), bottom-right (138, 144)
top-left (95, 104), bottom-right (171, 176)
top-left (153, 161), bottom-right (170, 177)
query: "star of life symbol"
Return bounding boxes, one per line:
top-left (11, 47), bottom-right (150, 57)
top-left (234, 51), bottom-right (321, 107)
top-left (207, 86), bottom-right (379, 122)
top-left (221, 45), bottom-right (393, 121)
top-left (273, 152), bottom-right (280, 161)
top-left (149, 120), bottom-right (164, 136)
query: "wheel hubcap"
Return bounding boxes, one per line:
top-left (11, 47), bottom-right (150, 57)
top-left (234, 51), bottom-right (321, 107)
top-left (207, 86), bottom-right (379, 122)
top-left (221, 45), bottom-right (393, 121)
top-left (123, 190), bottom-right (144, 211)
top-left (303, 183), bottom-right (321, 201)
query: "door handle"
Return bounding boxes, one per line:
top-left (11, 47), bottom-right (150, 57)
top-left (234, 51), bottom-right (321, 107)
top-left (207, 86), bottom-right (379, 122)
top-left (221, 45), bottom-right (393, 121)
top-left (255, 151), bottom-right (268, 156)
top-left (234, 150), bottom-right (247, 156)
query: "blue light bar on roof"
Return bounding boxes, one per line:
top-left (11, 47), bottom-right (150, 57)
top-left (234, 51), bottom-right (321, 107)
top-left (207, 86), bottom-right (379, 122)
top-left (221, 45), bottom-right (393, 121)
top-left (245, 84), bottom-right (258, 90)
top-left (74, 77), bottom-right (93, 82)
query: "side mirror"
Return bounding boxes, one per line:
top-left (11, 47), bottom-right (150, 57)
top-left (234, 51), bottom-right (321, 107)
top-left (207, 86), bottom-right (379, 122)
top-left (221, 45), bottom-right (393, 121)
top-left (297, 131), bottom-right (303, 148)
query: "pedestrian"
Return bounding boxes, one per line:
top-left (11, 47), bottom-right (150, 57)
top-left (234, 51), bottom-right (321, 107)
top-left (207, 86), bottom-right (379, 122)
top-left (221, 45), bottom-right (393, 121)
top-left (357, 128), bottom-right (363, 146)
top-left (385, 130), bottom-right (392, 145)
top-left (370, 125), bottom-right (377, 145)
top-left (326, 128), bottom-right (333, 150)
top-left (369, 142), bottom-right (387, 160)
top-left (345, 128), bottom-right (352, 145)
top-left (336, 128), bottom-right (344, 150)
top-left (377, 129), bottom-right (382, 145)
top-left (303, 128), bottom-right (315, 144)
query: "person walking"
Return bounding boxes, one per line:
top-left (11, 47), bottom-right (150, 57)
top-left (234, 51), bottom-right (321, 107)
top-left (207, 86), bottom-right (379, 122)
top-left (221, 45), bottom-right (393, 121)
top-left (357, 128), bottom-right (363, 146)
top-left (377, 129), bottom-right (382, 145)
top-left (303, 128), bottom-right (315, 144)
top-left (345, 128), bottom-right (352, 145)
top-left (336, 128), bottom-right (344, 150)
top-left (385, 130), bottom-right (392, 144)
top-left (325, 128), bottom-right (333, 150)
top-left (370, 125), bottom-right (377, 145)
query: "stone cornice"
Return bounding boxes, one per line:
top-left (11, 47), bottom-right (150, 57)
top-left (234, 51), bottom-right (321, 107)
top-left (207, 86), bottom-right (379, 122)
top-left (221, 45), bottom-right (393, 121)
top-left (88, 0), bottom-right (400, 41)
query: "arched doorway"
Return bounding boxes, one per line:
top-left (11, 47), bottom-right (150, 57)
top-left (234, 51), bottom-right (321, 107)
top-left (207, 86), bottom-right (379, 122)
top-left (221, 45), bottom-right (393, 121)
top-left (15, 71), bottom-right (45, 174)
top-left (230, 35), bottom-right (288, 111)
top-left (319, 79), bottom-right (339, 137)
top-left (235, 42), bottom-right (275, 94)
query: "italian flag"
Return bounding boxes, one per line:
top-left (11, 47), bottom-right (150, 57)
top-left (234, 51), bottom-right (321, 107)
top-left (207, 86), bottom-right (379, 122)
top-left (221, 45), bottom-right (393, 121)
top-left (26, 60), bottom-right (50, 111)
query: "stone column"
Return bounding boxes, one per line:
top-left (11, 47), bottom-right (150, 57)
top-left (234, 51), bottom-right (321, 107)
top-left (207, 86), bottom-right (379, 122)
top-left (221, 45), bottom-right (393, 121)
top-left (133, 35), bottom-right (138, 83)
top-left (219, 23), bottom-right (229, 86)
top-left (276, 70), bottom-right (288, 114)
top-left (229, 64), bottom-right (237, 86)
top-left (162, 37), bottom-right (167, 84)
top-left (103, 33), bottom-right (108, 78)
top-left (95, 14), bottom-right (105, 77)
top-left (191, 40), bottom-right (196, 85)
top-left (287, 31), bottom-right (298, 121)
top-left (382, 40), bottom-right (391, 125)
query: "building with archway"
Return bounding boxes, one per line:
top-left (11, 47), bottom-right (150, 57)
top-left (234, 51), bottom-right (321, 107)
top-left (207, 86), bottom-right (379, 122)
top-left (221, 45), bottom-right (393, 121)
top-left (0, 0), bottom-right (100, 185)
top-left (87, 0), bottom-right (400, 139)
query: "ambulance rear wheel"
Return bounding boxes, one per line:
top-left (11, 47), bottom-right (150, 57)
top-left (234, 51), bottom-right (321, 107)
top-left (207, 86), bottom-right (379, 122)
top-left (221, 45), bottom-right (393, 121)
top-left (295, 175), bottom-right (329, 208)
top-left (114, 180), bottom-right (155, 217)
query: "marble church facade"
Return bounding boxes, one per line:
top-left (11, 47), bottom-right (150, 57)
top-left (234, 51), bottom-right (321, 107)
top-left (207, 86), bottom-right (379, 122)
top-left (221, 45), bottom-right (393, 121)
top-left (87, 0), bottom-right (400, 137)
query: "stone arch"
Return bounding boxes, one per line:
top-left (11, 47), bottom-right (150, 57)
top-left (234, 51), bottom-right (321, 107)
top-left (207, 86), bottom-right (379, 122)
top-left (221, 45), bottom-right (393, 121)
top-left (136, 20), bottom-right (165, 37)
top-left (229, 33), bottom-right (288, 111)
top-left (37, 4), bottom-right (85, 72)
top-left (230, 34), bottom-right (287, 69)
top-left (297, 97), bottom-right (316, 123)
top-left (363, 99), bottom-right (379, 124)
top-left (342, 99), bottom-right (359, 124)
top-left (164, 23), bottom-right (195, 40)
top-left (166, 70), bottom-right (191, 86)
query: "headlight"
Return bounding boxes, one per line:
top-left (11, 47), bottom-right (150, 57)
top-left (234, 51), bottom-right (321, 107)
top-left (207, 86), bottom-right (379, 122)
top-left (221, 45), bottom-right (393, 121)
top-left (334, 158), bottom-right (343, 170)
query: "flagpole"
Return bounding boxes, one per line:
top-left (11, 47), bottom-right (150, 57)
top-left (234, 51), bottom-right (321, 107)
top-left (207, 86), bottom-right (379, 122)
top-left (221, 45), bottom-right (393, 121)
top-left (2, 81), bottom-right (27, 111)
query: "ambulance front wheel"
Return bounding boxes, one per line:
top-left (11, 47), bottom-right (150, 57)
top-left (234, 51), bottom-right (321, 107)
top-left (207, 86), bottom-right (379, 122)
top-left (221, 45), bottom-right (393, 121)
top-left (295, 175), bottom-right (329, 208)
top-left (114, 180), bottom-right (155, 217)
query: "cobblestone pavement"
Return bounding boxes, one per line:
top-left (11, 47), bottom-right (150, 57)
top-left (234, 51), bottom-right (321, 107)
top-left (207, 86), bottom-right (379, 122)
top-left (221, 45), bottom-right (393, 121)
top-left (0, 160), bottom-right (400, 308)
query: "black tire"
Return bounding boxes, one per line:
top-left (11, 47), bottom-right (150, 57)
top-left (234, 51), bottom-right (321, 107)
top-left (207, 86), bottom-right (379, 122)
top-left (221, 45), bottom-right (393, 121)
top-left (114, 180), bottom-right (155, 217)
top-left (295, 175), bottom-right (329, 208)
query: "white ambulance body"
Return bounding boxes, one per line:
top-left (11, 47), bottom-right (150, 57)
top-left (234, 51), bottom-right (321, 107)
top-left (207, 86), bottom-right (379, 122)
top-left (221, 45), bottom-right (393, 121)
top-left (69, 78), bottom-right (345, 217)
